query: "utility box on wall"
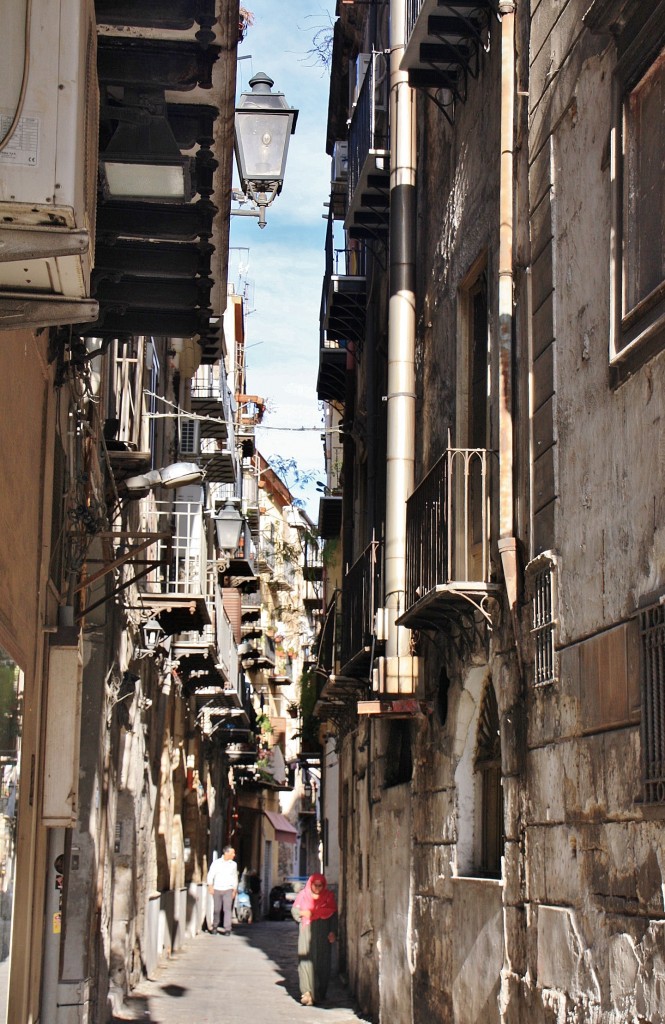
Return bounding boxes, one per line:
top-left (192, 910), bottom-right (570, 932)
top-left (42, 636), bottom-right (83, 826)
top-left (0, 0), bottom-right (99, 328)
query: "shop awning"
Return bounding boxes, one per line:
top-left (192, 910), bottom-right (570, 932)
top-left (264, 811), bottom-right (297, 845)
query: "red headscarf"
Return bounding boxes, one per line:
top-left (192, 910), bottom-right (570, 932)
top-left (293, 873), bottom-right (337, 922)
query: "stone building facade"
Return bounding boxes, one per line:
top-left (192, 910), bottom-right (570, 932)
top-left (316, 1), bottom-right (665, 1021)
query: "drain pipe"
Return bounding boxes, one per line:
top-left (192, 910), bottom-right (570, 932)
top-left (384, 0), bottom-right (417, 679)
top-left (497, 0), bottom-right (520, 629)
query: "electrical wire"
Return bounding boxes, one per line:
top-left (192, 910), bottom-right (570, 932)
top-left (0, 0), bottom-right (32, 155)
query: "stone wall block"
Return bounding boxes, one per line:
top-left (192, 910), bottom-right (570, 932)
top-left (601, 728), bottom-right (641, 812)
top-left (503, 905), bottom-right (528, 979)
top-left (413, 895), bottom-right (453, 1021)
top-left (525, 825), bottom-right (546, 903)
top-left (412, 788), bottom-right (455, 844)
top-left (536, 905), bottom-right (601, 1002)
top-left (526, 745), bottom-right (568, 823)
top-left (413, 842), bottom-right (454, 898)
top-left (503, 775), bottom-right (521, 841)
top-left (503, 840), bottom-right (523, 906)
top-left (543, 825), bottom-right (584, 906)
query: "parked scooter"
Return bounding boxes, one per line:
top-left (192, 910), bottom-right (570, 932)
top-left (234, 886), bottom-right (253, 924)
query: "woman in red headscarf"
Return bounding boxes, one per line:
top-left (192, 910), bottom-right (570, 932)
top-left (291, 873), bottom-right (338, 1005)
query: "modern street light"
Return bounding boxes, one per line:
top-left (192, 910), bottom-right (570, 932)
top-left (233, 72), bottom-right (298, 228)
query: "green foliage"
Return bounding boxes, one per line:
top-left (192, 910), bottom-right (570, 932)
top-left (298, 668), bottom-right (320, 746)
top-left (0, 661), bottom-right (20, 756)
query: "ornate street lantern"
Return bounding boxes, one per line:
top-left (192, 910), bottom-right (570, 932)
top-left (233, 73), bottom-right (298, 227)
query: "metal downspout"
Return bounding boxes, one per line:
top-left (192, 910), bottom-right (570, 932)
top-left (385, 0), bottom-right (417, 663)
top-left (497, 1), bottom-right (520, 623)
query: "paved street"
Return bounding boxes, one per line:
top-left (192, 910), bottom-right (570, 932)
top-left (113, 920), bottom-right (373, 1024)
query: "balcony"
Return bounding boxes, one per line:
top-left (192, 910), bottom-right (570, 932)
top-left (322, 215), bottom-right (367, 347)
top-left (198, 437), bottom-right (236, 484)
top-left (341, 539), bottom-right (384, 678)
top-left (402, 0), bottom-right (496, 104)
top-left (242, 456), bottom-right (260, 535)
top-left (398, 447), bottom-right (501, 632)
top-left (316, 338), bottom-right (347, 405)
top-left (240, 634), bottom-right (276, 671)
top-left (346, 51), bottom-right (390, 241)
top-left (140, 499), bottom-right (211, 633)
top-left (256, 535), bottom-right (276, 575)
top-left (190, 364), bottom-right (232, 441)
top-left (225, 521), bottom-right (258, 588)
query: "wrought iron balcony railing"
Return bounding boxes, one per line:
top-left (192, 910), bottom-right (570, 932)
top-left (341, 539), bottom-right (383, 676)
top-left (189, 363), bottom-right (233, 440)
top-left (400, 447), bottom-right (500, 631)
top-left (402, 0), bottom-right (497, 110)
top-left (346, 50), bottom-right (390, 240)
top-left (321, 211), bottom-right (367, 348)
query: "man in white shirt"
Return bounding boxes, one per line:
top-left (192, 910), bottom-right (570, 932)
top-left (207, 845), bottom-right (238, 935)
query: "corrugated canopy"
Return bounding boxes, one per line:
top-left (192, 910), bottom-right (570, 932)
top-left (263, 811), bottom-right (297, 845)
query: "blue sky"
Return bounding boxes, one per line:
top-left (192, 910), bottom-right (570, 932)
top-left (229, 2), bottom-right (334, 518)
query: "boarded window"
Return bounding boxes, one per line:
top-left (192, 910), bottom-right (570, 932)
top-left (579, 621), bottom-right (641, 735)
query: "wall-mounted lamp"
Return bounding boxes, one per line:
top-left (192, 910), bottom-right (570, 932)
top-left (123, 461), bottom-right (204, 495)
top-left (232, 73), bottom-right (298, 229)
top-left (99, 89), bottom-right (192, 203)
top-left (142, 617), bottom-right (166, 653)
top-left (213, 500), bottom-right (244, 569)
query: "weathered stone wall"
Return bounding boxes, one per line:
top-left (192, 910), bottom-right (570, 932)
top-left (519, 1), bottom-right (665, 1020)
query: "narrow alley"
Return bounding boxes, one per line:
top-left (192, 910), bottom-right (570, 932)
top-left (112, 921), bottom-right (371, 1024)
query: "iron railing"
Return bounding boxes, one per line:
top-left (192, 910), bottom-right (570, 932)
top-left (641, 603), bottom-right (665, 804)
top-left (144, 500), bottom-right (207, 596)
top-left (405, 0), bottom-right (493, 54)
top-left (405, 447), bottom-right (496, 608)
top-left (348, 50), bottom-right (390, 202)
top-left (341, 540), bottom-right (382, 667)
top-left (316, 593), bottom-right (340, 677)
top-left (531, 562), bottom-right (556, 686)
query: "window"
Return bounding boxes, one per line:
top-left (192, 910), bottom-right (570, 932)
top-left (457, 258), bottom-right (490, 579)
top-left (611, 8), bottom-right (665, 380)
top-left (640, 601), bottom-right (665, 804)
top-left (528, 554), bottom-right (558, 687)
top-left (384, 719), bottom-right (412, 788)
top-left (474, 684), bottom-right (503, 878)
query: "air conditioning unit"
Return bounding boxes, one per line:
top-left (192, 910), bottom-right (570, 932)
top-left (180, 418), bottom-right (201, 456)
top-left (353, 53), bottom-right (372, 107)
top-left (332, 142), bottom-right (348, 183)
top-left (0, 0), bottom-right (99, 330)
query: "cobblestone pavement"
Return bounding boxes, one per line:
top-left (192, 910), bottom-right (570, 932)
top-left (113, 920), bottom-right (373, 1024)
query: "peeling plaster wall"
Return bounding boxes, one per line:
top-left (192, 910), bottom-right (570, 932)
top-left (517, 1), bottom-right (665, 1021)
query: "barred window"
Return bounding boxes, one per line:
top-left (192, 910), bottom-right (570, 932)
top-left (531, 560), bottom-right (557, 686)
top-left (640, 602), bottom-right (665, 804)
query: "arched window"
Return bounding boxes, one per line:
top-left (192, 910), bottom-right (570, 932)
top-left (474, 683), bottom-right (503, 878)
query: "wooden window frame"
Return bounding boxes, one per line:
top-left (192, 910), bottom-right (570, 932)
top-left (610, 5), bottom-right (665, 385)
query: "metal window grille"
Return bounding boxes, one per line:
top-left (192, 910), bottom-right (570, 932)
top-left (531, 563), bottom-right (557, 686)
top-left (640, 602), bottom-right (665, 804)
